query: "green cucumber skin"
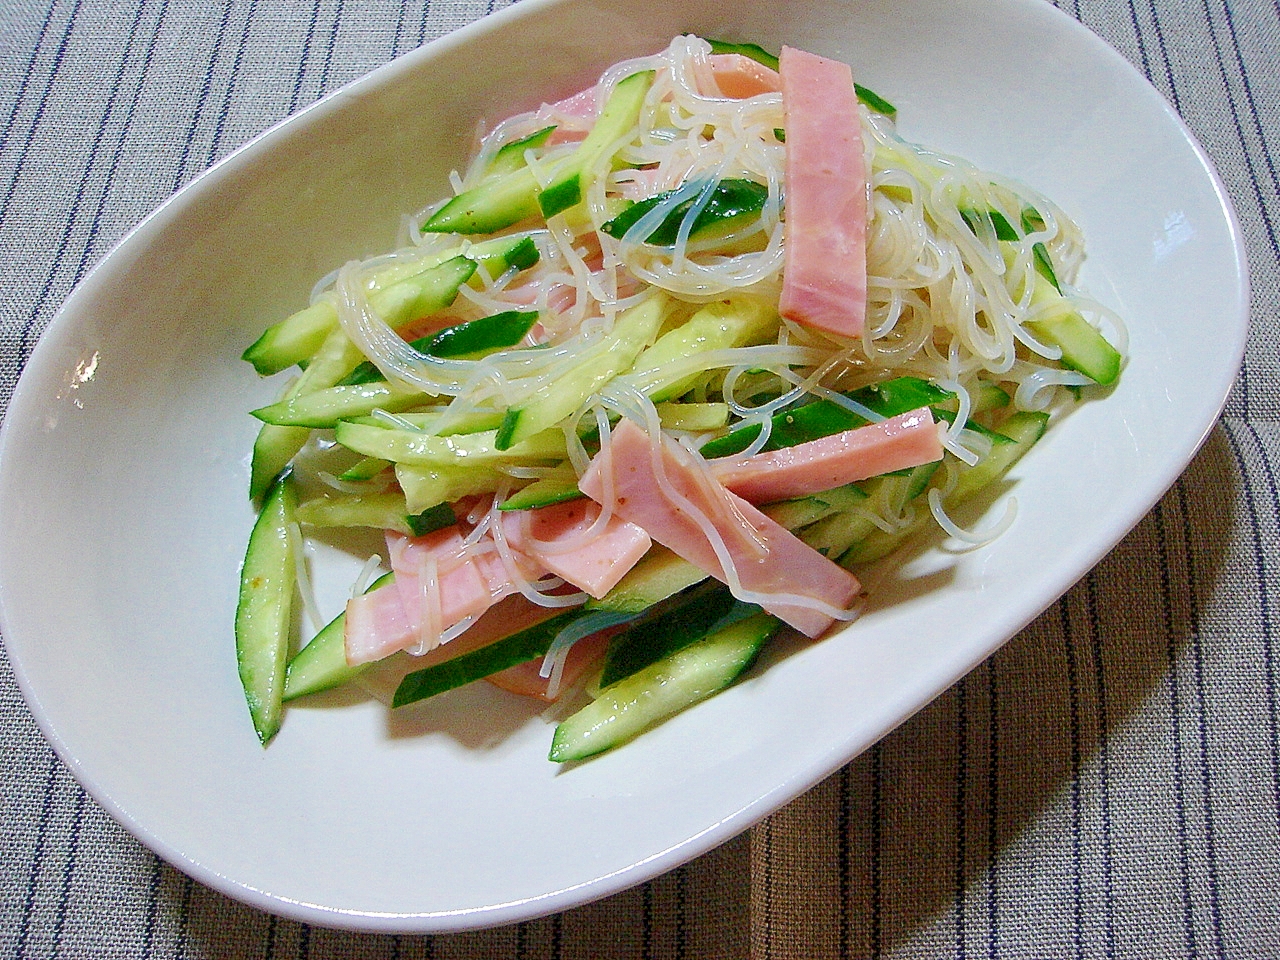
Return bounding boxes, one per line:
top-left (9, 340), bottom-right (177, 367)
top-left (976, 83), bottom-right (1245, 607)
top-left (705, 38), bottom-right (779, 70)
top-left (537, 175), bottom-right (582, 219)
top-left (422, 166), bottom-right (543, 235)
top-left (700, 375), bottom-right (950, 458)
top-left (392, 609), bottom-right (585, 707)
top-left (538, 70), bottom-right (654, 219)
top-left (426, 309), bottom-right (539, 359)
top-left (235, 476), bottom-right (298, 743)
top-left (549, 612), bottom-right (781, 763)
top-left (339, 310), bottom-right (539, 386)
top-left (598, 583), bottom-right (749, 687)
top-left (601, 179), bottom-right (769, 245)
top-left (499, 476), bottom-right (585, 511)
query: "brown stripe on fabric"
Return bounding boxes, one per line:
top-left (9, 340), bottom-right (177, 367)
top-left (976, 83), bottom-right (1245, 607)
top-left (749, 774), bottom-right (844, 959)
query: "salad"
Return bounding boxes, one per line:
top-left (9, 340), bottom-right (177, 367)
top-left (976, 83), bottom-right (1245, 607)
top-left (235, 35), bottom-right (1125, 759)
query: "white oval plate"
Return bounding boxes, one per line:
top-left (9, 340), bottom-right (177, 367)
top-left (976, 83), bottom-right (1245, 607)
top-left (0, 0), bottom-right (1246, 932)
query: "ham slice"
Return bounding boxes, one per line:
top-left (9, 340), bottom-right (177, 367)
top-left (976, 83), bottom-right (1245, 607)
top-left (344, 529), bottom-right (523, 666)
top-left (712, 408), bottom-right (943, 504)
top-left (345, 582), bottom-right (418, 667)
top-left (345, 501), bottom-right (651, 664)
top-left (707, 53), bottom-right (782, 98)
top-left (388, 529), bottom-right (517, 633)
top-left (578, 419), bottom-right (860, 637)
top-left (777, 46), bottom-right (867, 339)
top-left (538, 86), bottom-right (598, 146)
top-left (501, 499), bottom-right (651, 600)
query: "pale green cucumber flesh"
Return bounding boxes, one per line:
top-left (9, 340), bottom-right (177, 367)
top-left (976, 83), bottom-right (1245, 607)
top-left (549, 611), bottom-right (780, 762)
top-left (421, 166), bottom-right (542, 234)
top-left (252, 382), bottom-right (425, 428)
top-left (336, 421), bottom-right (565, 467)
top-left (494, 296), bottom-right (664, 450)
top-left (250, 424), bottom-right (310, 504)
top-left (235, 476), bottom-right (298, 743)
top-left (373, 256), bottom-right (477, 330)
top-left (538, 71), bottom-right (654, 219)
top-left (586, 545), bottom-right (709, 614)
top-left (1027, 313), bottom-right (1122, 386)
top-left (947, 411), bottom-right (1049, 501)
top-left (296, 492), bottom-right (415, 533)
top-left (243, 300), bottom-right (337, 376)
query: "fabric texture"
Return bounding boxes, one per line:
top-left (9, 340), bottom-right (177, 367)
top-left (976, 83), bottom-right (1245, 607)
top-left (1, 0), bottom-right (1277, 955)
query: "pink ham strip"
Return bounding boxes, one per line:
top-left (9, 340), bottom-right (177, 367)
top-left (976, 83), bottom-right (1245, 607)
top-left (711, 408), bottom-right (944, 504)
top-left (578, 420), bottom-right (860, 638)
top-left (388, 528), bottom-right (518, 635)
top-left (706, 53), bottom-right (782, 98)
top-left (501, 499), bottom-right (651, 600)
top-left (537, 86), bottom-right (597, 146)
top-left (346, 583), bottom-right (418, 667)
top-left (345, 502), bottom-right (650, 664)
top-left (344, 529), bottom-right (522, 666)
top-left (777, 46), bottom-right (867, 339)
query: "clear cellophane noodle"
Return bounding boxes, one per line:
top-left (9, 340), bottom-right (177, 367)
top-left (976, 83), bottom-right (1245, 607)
top-left (310, 34), bottom-right (1126, 632)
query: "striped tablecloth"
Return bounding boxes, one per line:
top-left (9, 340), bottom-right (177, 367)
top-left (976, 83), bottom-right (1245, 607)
top-left (2, 0), bottom-right (1277, 955)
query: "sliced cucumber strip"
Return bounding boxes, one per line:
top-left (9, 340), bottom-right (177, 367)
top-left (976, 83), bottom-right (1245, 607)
top-left (599, 583), bottom-right (753, 687)
top-left (392, 609), bottom-right (586, 707)
top-left (538, 71), bottom-right (654, 218)
top-left (252, 382), bottom-right (426, 428)
top-left (396, 462), bottom-right (509, 514)
top-left (549, 611), bottom-right (781, 762)
top-left (656, 401), bottom-right (729, 432)
top-left (499, 463), bottom-right (583, 511)
top-left (626, 298), bottom-right (776, 402)
top-left (235, 475), bottom-right (298, 743)
top-left (494, 295), bottom-right (664, 450)
top-left (421, 165), bottom-right (543, 235)
top-left (336, 421), bottom-right (566, 467)
top-left (296, 492), bottom-right (415, 534)
top-left (242, 300), bottom-right (336, 376)
top-left (485, 125), bottom-right (556, 178)
top-left (705, 38), bottom-right (779, 70)
top-left (601, 179), bottom-right (769, 246)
